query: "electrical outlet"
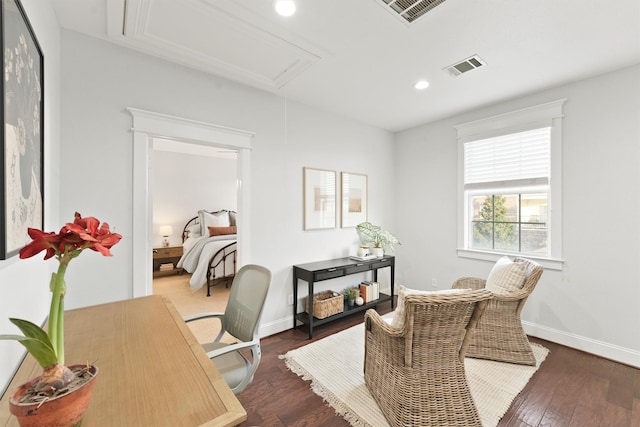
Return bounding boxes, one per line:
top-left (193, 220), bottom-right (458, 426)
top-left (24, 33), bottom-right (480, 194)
top-left (288, 294), bottom-right (294, 305)
top-left (431, 278), bottom-right (437, 288)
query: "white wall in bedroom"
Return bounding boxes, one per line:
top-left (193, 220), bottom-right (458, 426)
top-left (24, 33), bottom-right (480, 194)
top-left (152, 150), bottom-right (237, 248)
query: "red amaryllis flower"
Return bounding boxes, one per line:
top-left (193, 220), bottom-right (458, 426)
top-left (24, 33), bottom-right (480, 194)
top-left (5, 213), bottom-right (122, 395)
top-left (19, 213), bottom-right (122, 260)
top-left (65, 212), bottom-right (122, 256)
top-left (19, 228), bottom-right (61, 260)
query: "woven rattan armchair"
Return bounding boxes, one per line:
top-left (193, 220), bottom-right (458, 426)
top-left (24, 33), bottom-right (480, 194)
top-left (452, 257), bottom-right (543, 366)
top-left (364, 289), bottom-right (492, 427)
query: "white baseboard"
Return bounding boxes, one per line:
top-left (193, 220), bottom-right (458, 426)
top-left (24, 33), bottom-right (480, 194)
top-left (523, 321), bottom-right (640, 368)
top-left (260, 316), bottom-right (294, 338)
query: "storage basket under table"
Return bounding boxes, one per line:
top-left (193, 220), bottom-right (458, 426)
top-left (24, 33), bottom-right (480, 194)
top-left (305, 290), bottom-right (344, 319)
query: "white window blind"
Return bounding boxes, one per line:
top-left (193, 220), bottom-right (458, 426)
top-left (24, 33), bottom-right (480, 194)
top-left (464, 127), bottom-right (550, 188)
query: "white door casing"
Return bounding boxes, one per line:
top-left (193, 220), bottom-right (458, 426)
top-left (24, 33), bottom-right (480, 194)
top-left (128, 108), bottom-right (254, 297)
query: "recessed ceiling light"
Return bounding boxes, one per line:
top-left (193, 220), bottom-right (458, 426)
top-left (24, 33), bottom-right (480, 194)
top-left (275, 0), bottom-right (296, 17)
top-left (414, 80), bottom-right (430, 90)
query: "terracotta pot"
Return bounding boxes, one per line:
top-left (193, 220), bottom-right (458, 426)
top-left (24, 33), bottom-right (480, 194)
top-left (9, 364), bottom-right (99, 427)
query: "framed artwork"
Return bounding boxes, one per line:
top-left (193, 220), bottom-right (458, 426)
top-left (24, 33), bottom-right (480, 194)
top-left (341, 172), bottom-right (367, 227)
top-left (303, 167), bottom-right (336, 230)
top-left (1, 0), bottom-right (44, 259)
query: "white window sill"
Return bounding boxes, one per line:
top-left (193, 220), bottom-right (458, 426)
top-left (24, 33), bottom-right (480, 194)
top-left (457, 248), bottom-right (564, 271)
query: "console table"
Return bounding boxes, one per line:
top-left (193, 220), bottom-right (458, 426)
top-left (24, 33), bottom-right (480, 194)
top-left (293, 256), bottom-right (395, 338)
top-left (0, 295), bottom-right (246, 427)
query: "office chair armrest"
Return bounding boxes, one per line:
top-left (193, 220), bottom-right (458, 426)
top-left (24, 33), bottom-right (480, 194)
top-left (205, 340), bottom-right (259, 359)
top-left (183, 312), bottom-right (224, 323)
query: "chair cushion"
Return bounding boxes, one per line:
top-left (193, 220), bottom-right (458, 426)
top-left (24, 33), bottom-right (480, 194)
top-left (390, 286), bottom-right (470, 329)
top-left (485, 256), bottom-right (527, 294)
top-left (202, 342), bottom-right (250, 390)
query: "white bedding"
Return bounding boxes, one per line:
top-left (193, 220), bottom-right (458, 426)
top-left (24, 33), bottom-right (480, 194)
top-left (177, 235), bottom-right (237, 290)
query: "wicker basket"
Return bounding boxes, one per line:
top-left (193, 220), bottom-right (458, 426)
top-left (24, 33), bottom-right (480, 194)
top-left (305, 290), bottom-right (344, 319)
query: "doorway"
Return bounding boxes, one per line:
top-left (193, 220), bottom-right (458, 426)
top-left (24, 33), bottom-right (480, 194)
top-left (129, 108), bottom-right (254, 298)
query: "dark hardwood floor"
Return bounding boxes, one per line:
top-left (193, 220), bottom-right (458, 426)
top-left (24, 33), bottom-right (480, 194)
top-left (237, 299), bottom-right (640, 426)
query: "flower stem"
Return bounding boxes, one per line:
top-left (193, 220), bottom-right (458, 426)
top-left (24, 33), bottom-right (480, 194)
top-left (48, 260), bottom-right (68, 365)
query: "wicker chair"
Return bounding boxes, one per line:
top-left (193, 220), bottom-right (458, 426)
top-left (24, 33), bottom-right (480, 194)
top-left (364, 289), bottom-right (492, 427)
top-left (452, 257), bottom-right (543, 366)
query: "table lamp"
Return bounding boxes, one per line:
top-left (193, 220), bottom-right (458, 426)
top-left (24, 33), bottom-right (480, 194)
top-left (159, 225), bottom-right (173, 247)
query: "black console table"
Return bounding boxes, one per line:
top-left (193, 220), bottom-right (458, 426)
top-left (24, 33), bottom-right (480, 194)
top-left (293, 256), bottom-right (395, 338)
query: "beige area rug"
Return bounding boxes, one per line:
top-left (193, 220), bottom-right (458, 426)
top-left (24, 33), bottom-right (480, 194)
top-left (153, 274), bottom-right (232, 344)
top-left (283, 314), bottom-right (548, 427)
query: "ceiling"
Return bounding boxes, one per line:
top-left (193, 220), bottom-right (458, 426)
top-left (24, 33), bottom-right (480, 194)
top-left (51, 0), bottom-right (640, 132)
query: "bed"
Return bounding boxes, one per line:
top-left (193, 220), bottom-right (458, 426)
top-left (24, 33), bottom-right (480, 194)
top-left (176, 209), bottom-right (238, 296)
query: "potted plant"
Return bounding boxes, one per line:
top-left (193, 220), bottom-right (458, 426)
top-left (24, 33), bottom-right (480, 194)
top-left (343, 288), bottom-right (359, 307)
top-left (356, 222), bottom-right (401, 257)
top-left (0, 212), bottom-right (122, 427)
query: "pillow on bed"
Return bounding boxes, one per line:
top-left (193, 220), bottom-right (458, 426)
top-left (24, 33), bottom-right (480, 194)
top-left (186, 223), bottom-right (201, 238)
top-left (198, 210), bottom-right (230, 235)
top-left (208, 226), bottom-right (237, 236)
top-left (229, 211), bottom-right (237, 226)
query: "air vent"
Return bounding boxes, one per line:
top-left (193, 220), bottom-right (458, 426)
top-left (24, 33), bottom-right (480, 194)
top-left (444, 55), bottom-right (486, 77)
top-left (377, 0), bottom-right (448, 24)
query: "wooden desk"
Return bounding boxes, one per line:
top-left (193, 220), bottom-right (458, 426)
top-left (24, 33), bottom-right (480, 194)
top-left (0, 295), bottom-right (246, 427)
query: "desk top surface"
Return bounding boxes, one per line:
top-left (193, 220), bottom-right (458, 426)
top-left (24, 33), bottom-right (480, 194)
top-left (294, 255), bottom-right (394, 272)
top-left (0, 295), bottom-right (246, 427)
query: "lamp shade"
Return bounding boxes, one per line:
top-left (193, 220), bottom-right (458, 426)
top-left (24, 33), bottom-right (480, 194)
top-left (159, 225), bottom-right (173, 236)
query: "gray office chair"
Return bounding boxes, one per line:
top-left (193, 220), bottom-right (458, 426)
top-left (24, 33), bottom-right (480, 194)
top-left (184, 264), bottom-right (272, 394)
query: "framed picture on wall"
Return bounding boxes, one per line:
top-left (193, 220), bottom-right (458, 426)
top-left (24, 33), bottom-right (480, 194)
top-left (1, 0), bottom-right (44, 259)
top-left (341, 172), bottom-right (367, 227)
top-left (303, 167), bottom-right (336, 230)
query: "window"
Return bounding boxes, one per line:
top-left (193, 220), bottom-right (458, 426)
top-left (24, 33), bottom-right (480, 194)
top-left (456, 100), bottom-right (565, 269)
top-left (465, 128), bottom-right (550, 254)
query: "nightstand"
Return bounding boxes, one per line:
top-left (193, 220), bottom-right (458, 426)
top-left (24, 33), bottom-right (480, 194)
top-left (153, 246), bottom-right (183, 278)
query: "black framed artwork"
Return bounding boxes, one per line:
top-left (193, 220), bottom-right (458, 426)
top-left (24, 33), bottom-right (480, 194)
top-left (1, 0), bottom-right (44, 259)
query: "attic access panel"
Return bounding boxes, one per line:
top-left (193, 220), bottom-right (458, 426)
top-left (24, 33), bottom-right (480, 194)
top-left (378, 0), bottom-right (448, 24)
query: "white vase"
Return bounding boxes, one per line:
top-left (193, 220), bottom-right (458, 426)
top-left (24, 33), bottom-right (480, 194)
top-left (371, 247), bottom-right (384, 257)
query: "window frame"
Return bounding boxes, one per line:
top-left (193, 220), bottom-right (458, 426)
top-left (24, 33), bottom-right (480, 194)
top-left (455, 100), bottom-right (566, 270)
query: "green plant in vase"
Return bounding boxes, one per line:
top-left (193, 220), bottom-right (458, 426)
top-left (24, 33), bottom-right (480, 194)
top-left (343, 287), bottom-right (359, 307)
top-left (356, 222), bottom-right (400, 256)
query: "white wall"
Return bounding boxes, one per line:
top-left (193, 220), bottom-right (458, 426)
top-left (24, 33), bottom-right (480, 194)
top-left (57, 30), bottom-right (396, 333)
top-left (152, 150), bottom-right (236, 247)
top-left (395, 64), bottom-right (640, 366)
top-left (0, 1), bottom-right (61, 395)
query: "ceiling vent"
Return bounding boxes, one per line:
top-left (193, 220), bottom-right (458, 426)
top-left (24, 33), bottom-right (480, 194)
top-left (444, 55), bottom-right (486, 77)
top-left (377, 0), bottom-right (448, 24)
